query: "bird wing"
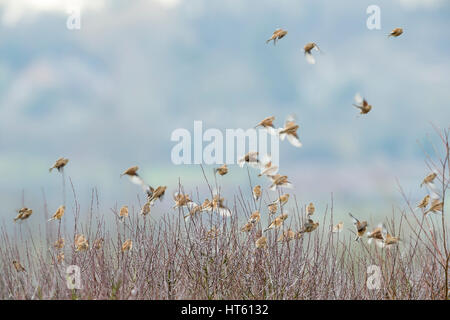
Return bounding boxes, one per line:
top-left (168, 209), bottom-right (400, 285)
top-left (286, 134), bottom-right (303, 148)
top-left (354, 93), bottom-right (364, 105)
top-left (305, 52), bottom-right (315, 65)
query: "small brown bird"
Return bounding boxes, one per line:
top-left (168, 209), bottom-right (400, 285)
top-left (272, 194), bottom-right (290, 207)
top-left (349, 213), bottom-right (368, 241)
top-left (255, 235), bottom-right (268, 249)
top-left (258, 154), bottom-right (279, 177)
top-left (255, 116), bottom-right (277, 135)
top-left (238, 151), bottom-right (261, 169)
top-left (367, 224), bottom-right (384, 245)
top-left (121, 165), bottom-right (152, 195)
top-left (119, 205), bottom-right (129, 220)
top-left (304, 42), bottom-right (321, 64)
top-left (268, 203), bottom-right (278, 215)
top-left (14, 208), bottom-right (33, 222)
top-left (140, 201), bottom-right (151, 216)
top-left (13, 260), bottom-right (26, 272)
top-left (74, 234), bottom-right (89, 252)
top-left (212, 194), bottom-right (232, 217)
top-left (53, 238), bottom-right (65, 249)
top-left (241, 222), bottom-right (254, 232)
top-left (214, 164), bottom-right (228, 176)
top-left (353, 93), bottom-right (372, 115)
top-left (173, 193), bottom-right (193, 208)
top-left (425, 199), bottom-right (444, 215)
top-left (277, 229), bottom-right (297, 242)
top-left (278, 115), bottom-right (302, 148)
top-left (417, 195), bottom-right (430, 209)
top-left (48, 205), bottom-right (65, 221)
top-left (253, 185), bottom-right (262, 201)
top-left (93, 238), bottom-right (104, 250)
top-left (264, 213), bottom-right (288, 232)
top-left (56, 253), bottom-right (65, 264)
top-left (332, 222), bottom-right (344, 233)
top-left (249, 210), bottom-right (261, 224)
top-left (121, 239), bottom-right (133, 252)
top-left (299, 219), bottom-right (319, 234)
top-left (307, 202), bottom-right (315, 216)
top-left (380, 225), bottom-right (400, 248)
top-left (268, 174), bottom-right (293, 191)
top-left (49, 157), bottom-right (69, 173)
top-left (420, 172), bottom-right (437, 187)
top-left (266, 28), bottom-right (288, 45)
top-left (388, 27), bottom-right (403, 38)
top-left (147, 186), bottom-right (167, 205)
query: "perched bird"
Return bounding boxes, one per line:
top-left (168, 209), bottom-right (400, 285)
top-left (277, 229), bottom-right (297, 242)
top-left (388, 27), bottom-right (403, 38)
top-left (420, 172), bottom-right (437, 187)
top-left (53, 238), bottom-right (65, 249)
top-left (268, 203), bottom-right (278, 215)
top-left (306, 202), bottom-right (315, 216)
top-left (268, 174), bottom-right (293, 191)
top-left (140, 202), bottom-right (151, 216)
top-left (121, 166), bottom-right (152, 195)
top-left (173, 193), bottom-right (193, 208)
top-left (266, 28), bottom-right (288, 45)
top-left (353, 93), bottom-right (372, 115)
top-left (255, 116), bottom-right (277, 135)
top-left (94, 238), bottom-right (104, 250)
top-left (332, 222), bottom-right (344, 233)
top-left (264, 213), bottom-right (288, 232)
top-left (119, 205), bottom-right (129, 221)
top-left (238, 151), bottom-right (261, 169)
top-left (278, 115), bottom-right (302, 148)
top-left (425, 199), bottom-right (444, 216)
top-left (14, 208), bottom-right (33, 222)
top-left (349, 213), bottom-right (368, 241)
top-left (255, 235), bottom-right (268, 249)
top-left (214, 164), bottom-right (228, 176)
top-left (74, 234), bottom-right (89, 252)
top-left (417, 195), bottom-right (430, 209)
top-left (272, 194), bottom-right (290, 207)
top-left (380, 225), bottom-right (400, 248)
top-left (121, 239), bottom-right (133, 252)
top-left (48, 205), bottom-right (65, 222)
top-left (304, 42), bottom-right (321, 64)
top-left (56, 253), bottom-right (65, 264)
top-left (49, 157), bottom-right (69, 173)
top-left (258, 154), bottom-right (279, 177)
top-left (147, 186), bottom-right (167, 205)
top-left (299, 219), bottom-right (319, 234)
top-left (241, 222), bottom-right (254, 232)
top-left (253, 185), bottom-right (262, 201)
top-left (249, 210), bottom-right (261, 224)
top-left (13, 260), bottom-right (26, 272)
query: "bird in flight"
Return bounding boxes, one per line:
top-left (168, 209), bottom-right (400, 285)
top-left (49, 157), bottom-right (69, 173)
top-left (388, 27), bottom-right (403, 38)
top-left (266, 28), bottom-right (288, 45)
top-left (353, 93), bottom-right (372, 115)
top-left (14, 208), bottom-right (33, 222)
top-left (304, 42), bottom-right (321, 64)
top-left (349, 213), bottom-right (368, 241)
top-left (278, 115), bottom-right (302, 148)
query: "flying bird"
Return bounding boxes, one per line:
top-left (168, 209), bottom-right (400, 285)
top-left (278, 115), bottom-right (302, 147)
top-left (268, 174), bottom-right (293, 191)
top-left (380, 225), bottom-right (400, 248)
top-left (332, 222), bottom-right (344, 233)
top-left (266, 28), bottom-right (288, 45)
top-left (255, 116), bottom-right (277, 135)
top-left (121, 166), bottom-right (153, 195)
top-left (258, 154), bottom-right (279, 177)
top-left (420, 172), bottom-right (437, 187)
top-left (14, 208), bottom-right (33, 222)
top-left (238, 151), bottom-right (261, 169)
top-left (353, 93), bottom-right (372, 115)
top-left (388, 27), bottom-right (403, 38)
top-left (49, 158), bottom-right (69, 173)
top-left (349, 213), bottom-right (368, 241)
top-left (214, 164), bottom-right (228, 176)
top-left (424, 199), bottom-right (444, 216)
top-left (48, 205), bottom-right (65, 221)
top-left (304, 42), bottom-right (321, 64)
top-left (147, 186), bottom-right (167, 206)
top-left (367, 224), bottom-right (384, 245)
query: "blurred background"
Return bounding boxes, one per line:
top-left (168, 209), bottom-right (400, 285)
top-left (0, 0), bottom-right (449, 228)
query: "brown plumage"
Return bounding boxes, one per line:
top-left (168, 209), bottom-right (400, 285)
top-left (94, 238), bottom-right (104, 250)
top-left (307, 202), bottom-right (315, 216)
top-left (141, 201), bottom-right (151, 216)
top-left (238, 151), bottom-right (261, 168)
top-left (249, 210), bottom-right (261, 224)
top-left (420, 172), bottom-right (437, 187)
top-left (278, 115), bottom-right (302, 147)
top-left (417, 195), bottom-right (430, 209)
top-left (277, 229), bottom-right (298, 242)
top-left (214, 164), bottom-right (228, 176)
top-left (299, 219), bottom-right (319, 234)
top-left (268, 174), bottom-right (293, 191)
top-left (253, 185), bottom-right (262, 201)
top-left (13, 260), bottom-right (26, 272)
top-left (121, 239), bottom-right (133, 252)
top-left (304, 42), bottom-right (321, 64)
top-left (119, 205), bottom-right (129, 220)
top-left (255, 235), bottom-right (268, 249)
top-left (272, 194), bottom-right (290, 206)
top-left (332, 222), bottom-right (344, 233)
top-left (388, 27), bottom-right (403, 37)
top-left (48, 205), bottom-right (65, 221)
top-left (49, 157), bottom-right (69, 173)
top-left (266, 28), bottom-right (287, 45)
top-left (264, 213), bottom-right (288, 232)
top-left (147, 186), bottom-right (167, 205)
top-left (74, 234), bottom-right (89, 252)
top-left (268, 203), bottom-right (278, 215)
top-left (241, 222), bottom-right (254, 232)
top-left (353, 93), bottom-right (372, 115)
top-left (425, 199), bottom-right (444, 215)
top-left (14, 208), bottom-right (33, 222)
top-left (53, 238), bottom-right (65, 249)
top-left (349, 213), bottom-right (368, 241)
top-left (121, 166), bottom-right (139, 177)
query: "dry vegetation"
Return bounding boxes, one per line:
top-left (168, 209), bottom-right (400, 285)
top-left (0, 127), bottom-right (448, 300)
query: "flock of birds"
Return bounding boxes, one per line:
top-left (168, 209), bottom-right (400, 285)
top-left (10, 25), bottom-right (444, 273)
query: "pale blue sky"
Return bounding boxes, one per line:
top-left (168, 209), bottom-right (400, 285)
top-left (0, 0), bottom-right (449, 225)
